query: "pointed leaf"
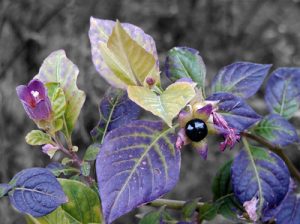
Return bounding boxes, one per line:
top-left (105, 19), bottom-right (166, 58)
top-left (165, 47), bottom-right (206, 90)
top-left (58, 179), bottom-right (102, 223)
top-left (253, 114), bottom-right (299, 146)
top-left (128, 82), bottom-right (196, 127)
top-left (96, 120), bottom-right (181, 223)
top-left (212, 161), bottom-right (244, 221)
top-left (231, 146), bottom-right (290, 217)
top-left (90, 88), bottom-right (141, 143)
top-left (207, 92), bottom-right (261, 131)
top-left (211, 62), bottom-right (271, 98)
top-left (89, 17), bottom-right (159, 89)
top-left (25, 130), bottom-right (52, 146)
top-left (8, 168), bottom-right (67, 217)
top-left (265, 68), bottom-right (300, 119)
top-left (35, 50), bottom-right (86, 136)
top-left (182, 199), bottom-right (198, 220)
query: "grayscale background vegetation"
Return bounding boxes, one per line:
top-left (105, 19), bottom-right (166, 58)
top-left (0, 0), bottom-right (300, 223)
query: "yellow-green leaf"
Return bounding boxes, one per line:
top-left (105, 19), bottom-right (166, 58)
top-left (128, 82), bottom-right (196, 126)
top-left (45, 83), bottom-right (66, 120)
top-left (100, 21), bottom-right (160, 87)
top-left (25, 130), bottom-right (52, 146)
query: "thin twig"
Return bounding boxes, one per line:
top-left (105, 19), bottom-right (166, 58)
top-left (148, 198), bottom-right (204, 210)
top-left (241, 132), bottom-right (300, 182)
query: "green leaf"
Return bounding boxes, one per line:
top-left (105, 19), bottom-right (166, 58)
top-left (25, 130), bottom-right (52, 145)
top-left (45, 82), bottom-right (66, 120)
top-left (199, 203), bottom-right (219, 222)
top-left (80, 162), bottom-right (91, 176)
top-left (212, 160), bottom-right (244, 221)
top-left (36, 50), bottom-right (86, 137)
top-left (139, 210), bottom-right (162, 224)
top-left (127, 82), bottom-right (196, 127)
top-left (100, 21), bottom-right (160, 87)
top-left (165, 47), bottom-right (206, 90)
top-left (83, 144), bottom-right (100, 161)
top-left (182, 199), bottom-right (198, 220)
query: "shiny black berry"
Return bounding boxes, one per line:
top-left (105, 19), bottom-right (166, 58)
top-left (185, 119), bottom-right (208, 142)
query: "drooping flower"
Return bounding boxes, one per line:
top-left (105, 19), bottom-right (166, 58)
top-left (42, 144), bottom-right (59, 159)
top-left (16, 79), bottom-right (52, 121)
top-left (243, 196), bottom-right (259, 222)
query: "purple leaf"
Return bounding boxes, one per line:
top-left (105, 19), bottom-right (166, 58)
top-left (207, 92), bottom-right (261, 131)
top-left (211, 62), bottom-right (271, 98)
top-left (265, 68), bottom-right (300, 119)
top-left (90, 88), bottom-right (141, 143)
top-left (253, 114), bottom-right (299, 147)
top-left (165, 47), bottom-right (206, 89)
top-left (8, 168), bottom-right (67, 217)
top-left (231, 146), bottom-right (290, 218)
top-left (0, 184), bottom-right (12, 197)
top-left (96, 120), bottom-right (181, 223)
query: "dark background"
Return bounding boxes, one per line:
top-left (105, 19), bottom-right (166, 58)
top-left (0, 0), bottom-right (300, 223)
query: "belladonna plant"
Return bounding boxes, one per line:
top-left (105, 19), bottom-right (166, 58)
top-left (0, 17), bottom-right (299, 224)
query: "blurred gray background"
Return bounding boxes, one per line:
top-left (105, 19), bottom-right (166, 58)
top-left (0, 0), bottom-right (300, 223)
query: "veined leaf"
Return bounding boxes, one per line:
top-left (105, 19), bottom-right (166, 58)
top-left (35, 50), bottom-right (86, 137)
top-left (89, 17), bottom-right (159, 89)
top-left (128, 82), bottom-right (196, 127)
top-left (45, 82), bottom-right (66, 120)
top-left (96, 120), bottom-right (181, 223)
top-left (165, 47), bottom-right (206, 90)
top-left (90, 88), bottom-right (141, 143)
top-left (231, 145), bottom-right (290, 218)
top-left (25, 207), bottom-right (73, 224)
top-left (211, 62), bottom-right (271, 98)
top-left (25, 130), bottom-right (52, 146)
top-left (253, 114), bottom-right (299, 146)
top-left (265, 68), bottom-right (300, 119)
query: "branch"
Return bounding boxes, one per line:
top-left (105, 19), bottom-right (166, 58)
top-left (148, 198), bottom-right (203, 210)
top-left (241, 132), bottom-right (300, 182)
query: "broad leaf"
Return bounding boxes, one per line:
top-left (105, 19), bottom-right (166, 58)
top-left (35, 50), bottom-right (86, 137)
top-left (212, 161), bottom-right (244, 221)
top-left (96, 120), bottom-right (181, 223)
top-left (90, 88), bottom-right (141, 143)
top-left (128, 82), bottom-right (196, 127)
top-left (58, 179), bottom-right (102, 223)
top-left (8, 168), bottom-right (67, 217)
top-left (45, 82), bottom-right (66, 120)
top-left (211, 62), bottom-right (271, 98)
top-left (207, 92), bottom-right (261, 131)
top-left (265, 68), bottom-right (300, 119)
top-left (231, 146), bottom-right (290, 217)
top-left (25, 207), bottom-right (73, 224)
top-left (253, 114), bottom-right (299, 146)
top-left (89, 17), bottom-right (159, 89)
top-left (165, 47), bottom-right (206, 90)
top-left (25, 130), bottom-right (52, 145)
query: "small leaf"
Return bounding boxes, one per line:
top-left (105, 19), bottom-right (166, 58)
top-left (265, 67), bottom-right (300, 119)
top-left (46, 162), bottom-right (80, 177)
top-left (231, 146), bottom-right (290, 217)
top-left (45, 82), bottom-right (66, 120)
top-left (8, 168), bottom-right (67, 217)
top-left (58, 179), bottom-right (102, 223)
top-left (25, 130), bottom-right (52, 145)
top-left (90, 88), bottom-right (141, 143)
top-left (0, 183), bottom-right (12, 197)
top-left (253, 114), bottom-right (299, 146)
top-left (128, 82), bottom-right (196, 127)
top-left (139, 209), bottom-right (163, 224)
top-left (35, 50), bottom-right (86, 136)
top-left (80, 162), bottom-right (91, 177)
top-left (165, 47), bottom-right (206, 90)
top-left (207, 92), bottom-right (261, 131)
top-left (211, 62), bottom-right (271, 98)
top-left (53, 119), bottom-right (63, 132)
top-left (96, 120), bottom-right (181, 223)
top-left (199, 203), bottom-right (219, 222)
top-left (83, 144), bottom-right (100, 161)
top-left (182, 199), bottom-right (198, 220)
top-left (212, 161), bottom-right (243, 221)
top-left (89, 17), bottom-right (159, 89)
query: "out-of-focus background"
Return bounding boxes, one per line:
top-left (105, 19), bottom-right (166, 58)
top-left (0, 0), bottom-right (300, 223)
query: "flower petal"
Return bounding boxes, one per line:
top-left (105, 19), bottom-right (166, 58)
top-left (194, 104), bottom-right (213, 121)
top-left (16, 85), bottom-right (35, 107)
top-left (176, 128), bottom-right (191, 149)
top-left (28, 79), bottom-right (46, 100)
top-left (193, 140), bottom-right (208, 160)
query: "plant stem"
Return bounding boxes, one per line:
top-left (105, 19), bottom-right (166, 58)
top-left (241, 132), bottom-right (300, 182)
top-left (148, 198), bottom-right (203, 210)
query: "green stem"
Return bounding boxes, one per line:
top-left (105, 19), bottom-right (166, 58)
top-left (242, 132), bottom-right (300, 183)
top-left (148, 198), bottom-right (204, 210)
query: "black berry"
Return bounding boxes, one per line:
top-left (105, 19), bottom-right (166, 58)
top-left (185, 119), bottom-right (208, 142)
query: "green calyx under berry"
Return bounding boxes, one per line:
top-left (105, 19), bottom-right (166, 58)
top-left (185, 118), bottom-right (208, 142)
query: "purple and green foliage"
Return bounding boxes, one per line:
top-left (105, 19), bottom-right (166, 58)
top-left (96, 120), bottom-right (181, 223)
top-left (211, 62), bottom-right (271, 99)
top-left (265, 67), bottom-right (300, 119)
top-left (90, 88), bottom-right (141, 143)
top-left (165, 47), bottom-right (206, 90)
top-left (231, 146), bottom-right (290, 219)
top-left (253, 114), bottom-right (299, 146)
top-left (8, 168), bottom-right (67, 217)
top-left (207, 92), bottom-right (261, 131)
